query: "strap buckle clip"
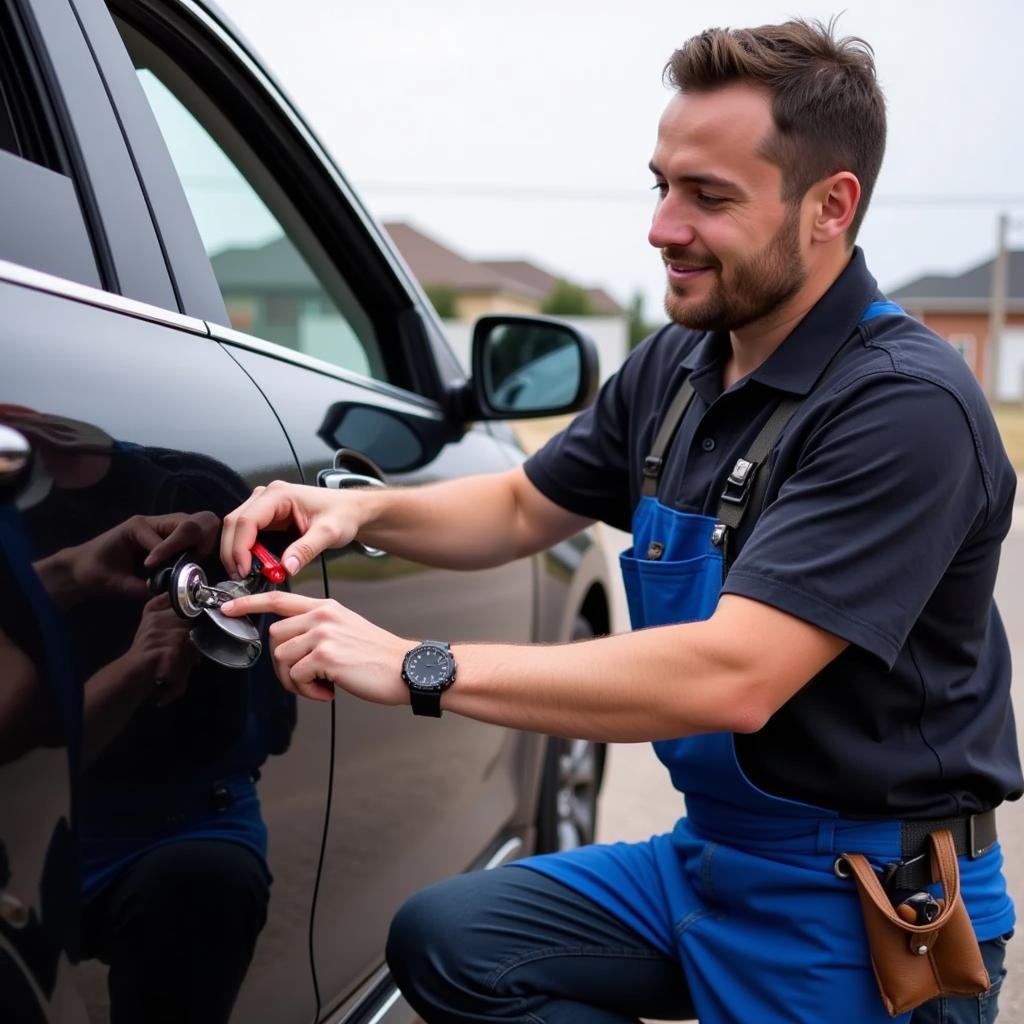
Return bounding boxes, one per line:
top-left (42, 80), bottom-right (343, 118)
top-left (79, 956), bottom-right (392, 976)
top-left (642, 455), bottom-right (663, 479)
top-left (720, 458), bottom-right (757, 505)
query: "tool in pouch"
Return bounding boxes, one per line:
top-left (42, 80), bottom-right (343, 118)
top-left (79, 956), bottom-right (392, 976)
top-left (836, 832), bottom-right (990, 1016)
top-left (149, 541), bottom-right (285, 669)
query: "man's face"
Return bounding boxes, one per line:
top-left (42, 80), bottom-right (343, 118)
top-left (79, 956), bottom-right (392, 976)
top-left (649, 85), bottom-right (807, 332)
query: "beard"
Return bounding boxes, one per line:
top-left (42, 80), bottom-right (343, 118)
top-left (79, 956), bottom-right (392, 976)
top-left (662, 206), bottom-right (806, 332)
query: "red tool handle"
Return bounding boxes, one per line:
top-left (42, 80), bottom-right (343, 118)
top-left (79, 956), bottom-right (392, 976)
top-left (251, 542), bottom-right (287, 585)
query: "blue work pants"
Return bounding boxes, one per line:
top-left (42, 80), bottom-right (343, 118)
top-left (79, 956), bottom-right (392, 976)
top-left (387, 866), bottom-right (1010, 1023)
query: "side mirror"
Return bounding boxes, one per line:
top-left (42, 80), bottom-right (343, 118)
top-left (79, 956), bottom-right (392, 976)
top-left (470, 315), bottom-right (599, 420)
top-left (317, 402), bottom-right (456, 474)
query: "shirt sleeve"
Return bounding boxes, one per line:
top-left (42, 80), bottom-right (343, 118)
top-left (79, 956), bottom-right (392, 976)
top-left (721, 373), bottom-right (991, 667)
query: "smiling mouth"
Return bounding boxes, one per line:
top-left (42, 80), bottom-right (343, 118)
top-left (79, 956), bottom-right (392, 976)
top-left (665, 263), bottom-right (713, 282)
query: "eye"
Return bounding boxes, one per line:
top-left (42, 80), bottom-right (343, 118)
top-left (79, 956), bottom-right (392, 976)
top-left (696, 192), bottom-right (727, 208)
top-left (650, 181), bottom-right (668, 197)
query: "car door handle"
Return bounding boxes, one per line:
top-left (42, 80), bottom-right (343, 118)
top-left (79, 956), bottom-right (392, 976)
top-left (316, 452), bottom-right (387, 559)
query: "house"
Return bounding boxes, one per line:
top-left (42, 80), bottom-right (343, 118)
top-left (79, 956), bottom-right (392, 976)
top-left (889, 251), bottom-right (1024, 401)
top-left (208, 224), bottom-right (629, 384)
top-left (383, 222), bottom-right (628, 382)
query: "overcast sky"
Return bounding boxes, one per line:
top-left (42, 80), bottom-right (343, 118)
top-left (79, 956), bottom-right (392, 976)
top-left (217, 0), bottom-right (1024, 322)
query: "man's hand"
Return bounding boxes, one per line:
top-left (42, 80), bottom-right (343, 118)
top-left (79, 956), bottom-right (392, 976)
top-left (221, 592), bottom-right (409, 706)
top-left (220, 481), bottom-right (362, 581)
top-left (117, 593), bottom-right (199, 707)
top-left (35, 512), bottom-right (220, 609)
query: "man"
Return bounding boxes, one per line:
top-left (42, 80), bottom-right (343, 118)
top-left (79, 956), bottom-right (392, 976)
top-left (219, 19), bottom-right (1019, 1024)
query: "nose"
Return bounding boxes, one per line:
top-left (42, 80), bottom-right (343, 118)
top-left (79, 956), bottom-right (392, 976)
top-left (648, 196), bottom-right (697, 251)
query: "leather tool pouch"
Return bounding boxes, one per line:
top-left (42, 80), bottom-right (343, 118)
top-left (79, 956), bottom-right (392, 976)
top-left (839, 831), bottom-right (990, 1017)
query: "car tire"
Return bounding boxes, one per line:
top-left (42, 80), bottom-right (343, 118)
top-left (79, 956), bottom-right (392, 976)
top-left (534, 615), bottom-right (607, 854)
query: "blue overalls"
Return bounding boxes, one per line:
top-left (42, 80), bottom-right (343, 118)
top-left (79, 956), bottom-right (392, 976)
top-left (518, 302), bottom-right (1013, 1023)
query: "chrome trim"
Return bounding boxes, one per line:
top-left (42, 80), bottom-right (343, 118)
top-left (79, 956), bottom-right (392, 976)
top-left (0, 259), bottom-right (207, 334)
top-left (364, 988), bottom-right (403, 1024)
top-left (331, 965), bottom-right (389, 1024)
top-left (317, 471), bottom-right (387, 558)
top-left (207, 321), bottom-right (443, 415)
top-left (484, 837), bottom-right (524, 871)
top-left (329, 836), bottom-right (524, 1023)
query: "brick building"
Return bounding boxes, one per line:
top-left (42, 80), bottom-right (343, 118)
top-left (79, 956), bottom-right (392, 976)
top-left (890, 251), bottom-right (1024, 400)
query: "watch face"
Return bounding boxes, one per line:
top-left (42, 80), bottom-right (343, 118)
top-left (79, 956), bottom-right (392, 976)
top-left (405, 645), bottom-right (453, 690)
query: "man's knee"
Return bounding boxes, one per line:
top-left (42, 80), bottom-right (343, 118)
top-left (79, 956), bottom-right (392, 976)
top-left (387, 872), bottom-right (498, 1011)
top-left (386, 880), bottom-right (451, 989)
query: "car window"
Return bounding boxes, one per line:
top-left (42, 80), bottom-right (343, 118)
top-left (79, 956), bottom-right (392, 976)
top-left (0, 1), bottom-right (101, 288)
top-left (114, 20), bottom-right (386, 382)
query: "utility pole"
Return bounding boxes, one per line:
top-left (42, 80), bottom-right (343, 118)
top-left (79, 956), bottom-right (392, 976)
top-left (985, 212), bottom-right (1009, 403)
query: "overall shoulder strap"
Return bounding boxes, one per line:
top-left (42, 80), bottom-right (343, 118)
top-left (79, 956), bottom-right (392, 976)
top-left (641, 376), bottom-right (697, 498)
top-left (712, 300), bottom-right (902, 569)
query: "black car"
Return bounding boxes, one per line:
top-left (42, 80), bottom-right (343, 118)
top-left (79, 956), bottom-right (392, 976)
top-left (0, 2), bottom-right (614, 1021)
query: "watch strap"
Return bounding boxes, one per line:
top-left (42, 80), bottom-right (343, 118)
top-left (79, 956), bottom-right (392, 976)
top-left (410, 687), bottom-right (443, 718)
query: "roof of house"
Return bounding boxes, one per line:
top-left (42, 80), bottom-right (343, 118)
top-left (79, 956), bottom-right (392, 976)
top-left (479, 259), bottom-right (624, 314)
top-left (889, 250), bottom-right (1024, 309)
top-left (383, 223), bottom-right (545, 297)
top-left (385, 222), bottom-right (623, 313)
top-left (208, 222), bottom-right (626, 314)
top-left (211, 235), bottom-right (319, 292)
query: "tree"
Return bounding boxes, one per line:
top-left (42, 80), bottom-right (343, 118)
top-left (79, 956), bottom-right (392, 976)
top-left (424, 284), bottom-right (458, 320)
top-left (628, 291), bottom-right (660, 350)
top-left (540, 279), bottom-right (594, 316)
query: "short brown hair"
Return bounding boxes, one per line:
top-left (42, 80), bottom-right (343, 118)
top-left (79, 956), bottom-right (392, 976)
top-left (664, 18), bottom-right (886, 241)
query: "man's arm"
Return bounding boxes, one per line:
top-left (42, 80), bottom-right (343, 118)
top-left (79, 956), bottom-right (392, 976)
top-left (220, 589), bottom-right (848, 739)
top-left (220, 467), bottom-right (593, 579)
top-left (447, 594), bottom-right (847, 740)
top-left (356, 468), bottom-right (594, 568)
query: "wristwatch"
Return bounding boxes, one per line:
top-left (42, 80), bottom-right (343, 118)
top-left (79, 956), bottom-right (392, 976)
top-left (401, 640), bottom-right (456, 717)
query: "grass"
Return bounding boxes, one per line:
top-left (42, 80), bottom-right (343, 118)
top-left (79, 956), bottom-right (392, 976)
top-left (514, 406), bottom-right (1024, 472)
top-left (994, 404), bottom-right (1024, 471)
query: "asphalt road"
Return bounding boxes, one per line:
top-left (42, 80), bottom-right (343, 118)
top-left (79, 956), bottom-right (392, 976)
top-left (596, 498), bottom-right (1024, 1021)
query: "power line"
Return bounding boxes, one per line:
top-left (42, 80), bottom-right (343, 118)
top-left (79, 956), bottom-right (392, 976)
top-left (353, 180), bottom-right (1024, 207)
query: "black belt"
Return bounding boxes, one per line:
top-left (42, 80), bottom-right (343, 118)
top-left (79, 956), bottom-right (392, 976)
top-left (883, 810), bottom-right (997, 891)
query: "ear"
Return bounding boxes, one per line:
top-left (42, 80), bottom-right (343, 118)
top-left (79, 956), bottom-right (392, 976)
top-left (808, 172), bottom-right (861, 245)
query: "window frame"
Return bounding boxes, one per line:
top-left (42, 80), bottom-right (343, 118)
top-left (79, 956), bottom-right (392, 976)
top-left (0, 0), bottom-right (106, 289)
top-left (15, 0), bottom-right (180, 307)
top-left (87, 0), bottom-right (458, 402)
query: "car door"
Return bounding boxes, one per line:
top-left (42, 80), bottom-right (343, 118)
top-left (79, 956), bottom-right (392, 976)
top-left (80, 0), bottom-right (545, 1015)
top-left (2, 2), bottom-right (331, 1022)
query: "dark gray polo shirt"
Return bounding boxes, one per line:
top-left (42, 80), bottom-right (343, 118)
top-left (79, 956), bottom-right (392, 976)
top-left (524, 248), bottom-right (1022, 818)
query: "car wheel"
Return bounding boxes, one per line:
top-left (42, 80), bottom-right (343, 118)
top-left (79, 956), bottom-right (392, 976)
top-left (534, 615), bottom-right (607, 853)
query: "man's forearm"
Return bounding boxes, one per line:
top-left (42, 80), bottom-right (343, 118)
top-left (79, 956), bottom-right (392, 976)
top-left (353, 469), bottom-right (590, 571)
top-left (447, 619), bottom-right (759, 741)
top-left (444, 595), bottom-right (847, 741)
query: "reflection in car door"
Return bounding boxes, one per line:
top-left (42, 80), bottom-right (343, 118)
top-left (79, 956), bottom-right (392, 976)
top-left (2, 4), bottom-right (333, 1020)
top-left (2, 275), bottom-right (332, 1024)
